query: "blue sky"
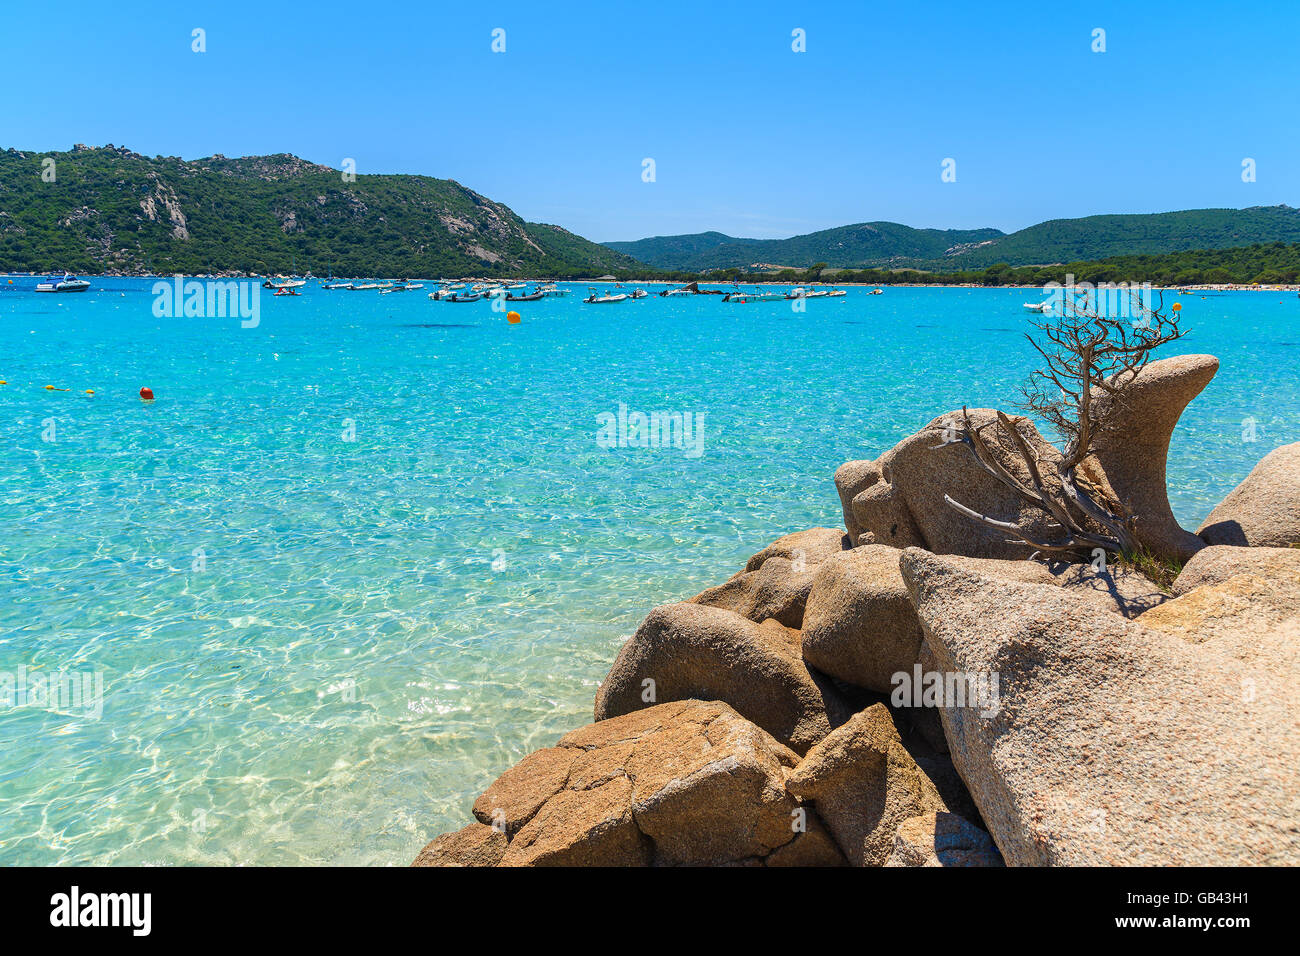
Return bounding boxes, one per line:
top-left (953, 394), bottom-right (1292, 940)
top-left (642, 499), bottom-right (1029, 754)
top-left (1, 0), bottom-right (1295, 241)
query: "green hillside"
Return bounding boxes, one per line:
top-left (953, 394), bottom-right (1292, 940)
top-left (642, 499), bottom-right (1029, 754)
top-left (0, 145), bottom-right (642, 277)
top-left (608, 206), bottom-right (1300, 272)
top-left (607, 222), bottom-right (1003, 270)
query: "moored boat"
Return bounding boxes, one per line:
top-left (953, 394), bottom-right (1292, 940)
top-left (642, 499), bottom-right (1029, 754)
top-left (584, 288), bottom-right (628, 303)
top-left (35, 273), bottom-right (91, 293)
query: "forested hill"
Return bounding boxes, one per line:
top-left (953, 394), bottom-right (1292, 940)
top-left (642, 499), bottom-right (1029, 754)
top-left (0, 145), bottom-right (642, 276)
top-left (608, 206), bottom-right (1300, 272)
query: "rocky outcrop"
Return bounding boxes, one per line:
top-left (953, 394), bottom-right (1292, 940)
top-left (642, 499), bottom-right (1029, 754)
top-left (900, 548), bottom-right (1300, 865)
top-left (835, 355), bottom-right (1216, 563)
top-left (785, 703), bottom-right (974, 867)
top-left (413, 354), bottom-right (1300, 868)
top-left (1139, 568), bottom-right (1300, 660)
top-left (1085, 354), bottom-right (1218, 562)
top-left (428, 701), bottom-right (847, 867)
top-left (1198, 442), bottom-right (1300, 548)
top-left (802, 546), bottom-right (1169, 699)
top-left (1173, 544), bottom-right (1300, 594)
top-left (883, 812), bottom-right (1003, 867)
top-left (593, 602), bottom-right (851, 754)
top-left (801, 546), bottom-right (925, 693)
top-left (690, 527), bottom-right (847, 628)
top-left (412, 823), bottom-right (507, 867)
top-left (834, 410), bottom-right (1062, 558)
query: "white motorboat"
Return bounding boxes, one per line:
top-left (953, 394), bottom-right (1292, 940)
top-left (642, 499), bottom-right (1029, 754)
top-left (584, 289), bottom-right (628, 303)
top-left (539, 284), bottom-right (570, 297)
top-left (35, 273), bottom-right (91, 293)
top-left (1023, 301), bottom-right (1053, 314)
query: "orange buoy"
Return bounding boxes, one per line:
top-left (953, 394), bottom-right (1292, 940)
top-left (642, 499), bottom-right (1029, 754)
top-left (1172, 302), bottom-right (1182, 312)
top-left (507, 311), bottom-right (521, 324)
top-left (139, 387), bottom-right (155, 401)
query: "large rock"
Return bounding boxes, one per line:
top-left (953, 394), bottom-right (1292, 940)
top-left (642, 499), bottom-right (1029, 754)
top-left (433, 701), bottom-right (847, 867)
top-left (883, 812), bottom-right (1003, 867)
top-left (690, 527), bottom-right (848, 628)
top-left (412, 822), bottom-right (507, 867)
top-left (1139, 569), bottom-right (1300, 661)
top-left (1173, 544), bottom-right (1300, 594)
top-left (594, 602), bottom-right (851, 754)
top-left (835, 355), bottom-right (1217, 563)
top-left (835, 410), bottom-right (1062, 558)
top-left (801, 546), bottom-right (925, 693)
top-left (1085, 354), bottom-right (1218, 563)
top-left (785, 703), bottom-right (965, 866)
top-left (803, 547), bottom-right (1168, 699)
top-left (1198, 443), bottom-right (1300, 548)
top-left (900, 547), bottom-right (1300, 865)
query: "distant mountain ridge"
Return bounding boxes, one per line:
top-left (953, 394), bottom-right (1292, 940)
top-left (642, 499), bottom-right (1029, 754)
top-left (0, 144), bottom-right (641, 276)
top-left (606, 205), bottom-right (1300, 272)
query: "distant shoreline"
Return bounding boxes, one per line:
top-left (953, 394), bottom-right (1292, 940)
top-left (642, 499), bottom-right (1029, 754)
top-left (4, 273), bottom-right (1299, 293)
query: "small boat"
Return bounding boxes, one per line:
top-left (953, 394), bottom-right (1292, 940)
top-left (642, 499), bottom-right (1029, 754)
top-left (321, 281), bottom-right (353, 289)
top-left (1023, 302), bottom-right (1053, 314)
top-left (628, 288), bottom-right (648, 299)
top-left (539, 284), bottom-right (570, 297)
top-left (660, 288), bottom-right (692, 297)
top-left (35, 273), bottom-right (91, 293)
top-left (868, 288), bottom-right (884, 295)
top-left (348, 283), bottom-right (381, 291)
top-left (505, 291), bottom-right (545, 302)
top-left (725, 290), bottom-right (784, 302)
top-left (273, 286), bottom-right (301, 297)
top-left (785, 287), bottom-right (808, 299)
top-left (824, 289), bottom-right (847, 297)
top-left (446, 292), bottom-right (484, 302)
top-left (263, 277), bottom-right (306, 290)
top-left (584, 288), bottom-right (628, 303)
top-left (505, 282), bottom-right (526, 290)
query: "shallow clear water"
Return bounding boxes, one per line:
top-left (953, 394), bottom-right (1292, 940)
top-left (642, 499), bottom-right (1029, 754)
top-left (1, 279), bottom-right (1297, 864)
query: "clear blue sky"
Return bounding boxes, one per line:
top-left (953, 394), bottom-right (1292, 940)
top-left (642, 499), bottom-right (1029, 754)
top-left (1, 0), bottom-right (1295, 242)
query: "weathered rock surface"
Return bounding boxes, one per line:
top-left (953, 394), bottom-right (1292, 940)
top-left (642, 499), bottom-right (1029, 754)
top-left (1198, 442), bottom-right (1300, 548)
top-left (412, 822), bottom-right (507, 867)
top-left (689, 528), bottom-right (846, 629)
top-left (835, 410), bottom-right (1062, 558)
top-left (594, 602), bottom-right (851, 754)
top-left (1139, 569), bottom-right (1300, 662)
top-left (900, 547), bottom-right (1300, 865)
top-left (1085, 354), bottom-right (1218, 562)
top-left (801, 546), bottom-right (925, 693)
top-left (740, 527), bottom-right (850, 572)
top-left (803, 546), bottom-right (1169, 700)
top-left (883, 811), bottom-right (1003, 867)
top-left (1174, 544), bottom-right (1300, 594)
top-left (433, 701), bottom-right (849, 867)
top-left (786, 703), bottom-right (964, 867)
top-left (835, 355), bottom-right (1216, 563)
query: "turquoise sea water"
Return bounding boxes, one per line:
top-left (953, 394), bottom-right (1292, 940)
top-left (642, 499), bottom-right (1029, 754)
top-left (1, 279), bottom-right (1297, 865)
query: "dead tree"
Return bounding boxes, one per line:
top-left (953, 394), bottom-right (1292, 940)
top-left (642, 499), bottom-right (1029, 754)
top-left (941, 287), bottom-right (1185, 560)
